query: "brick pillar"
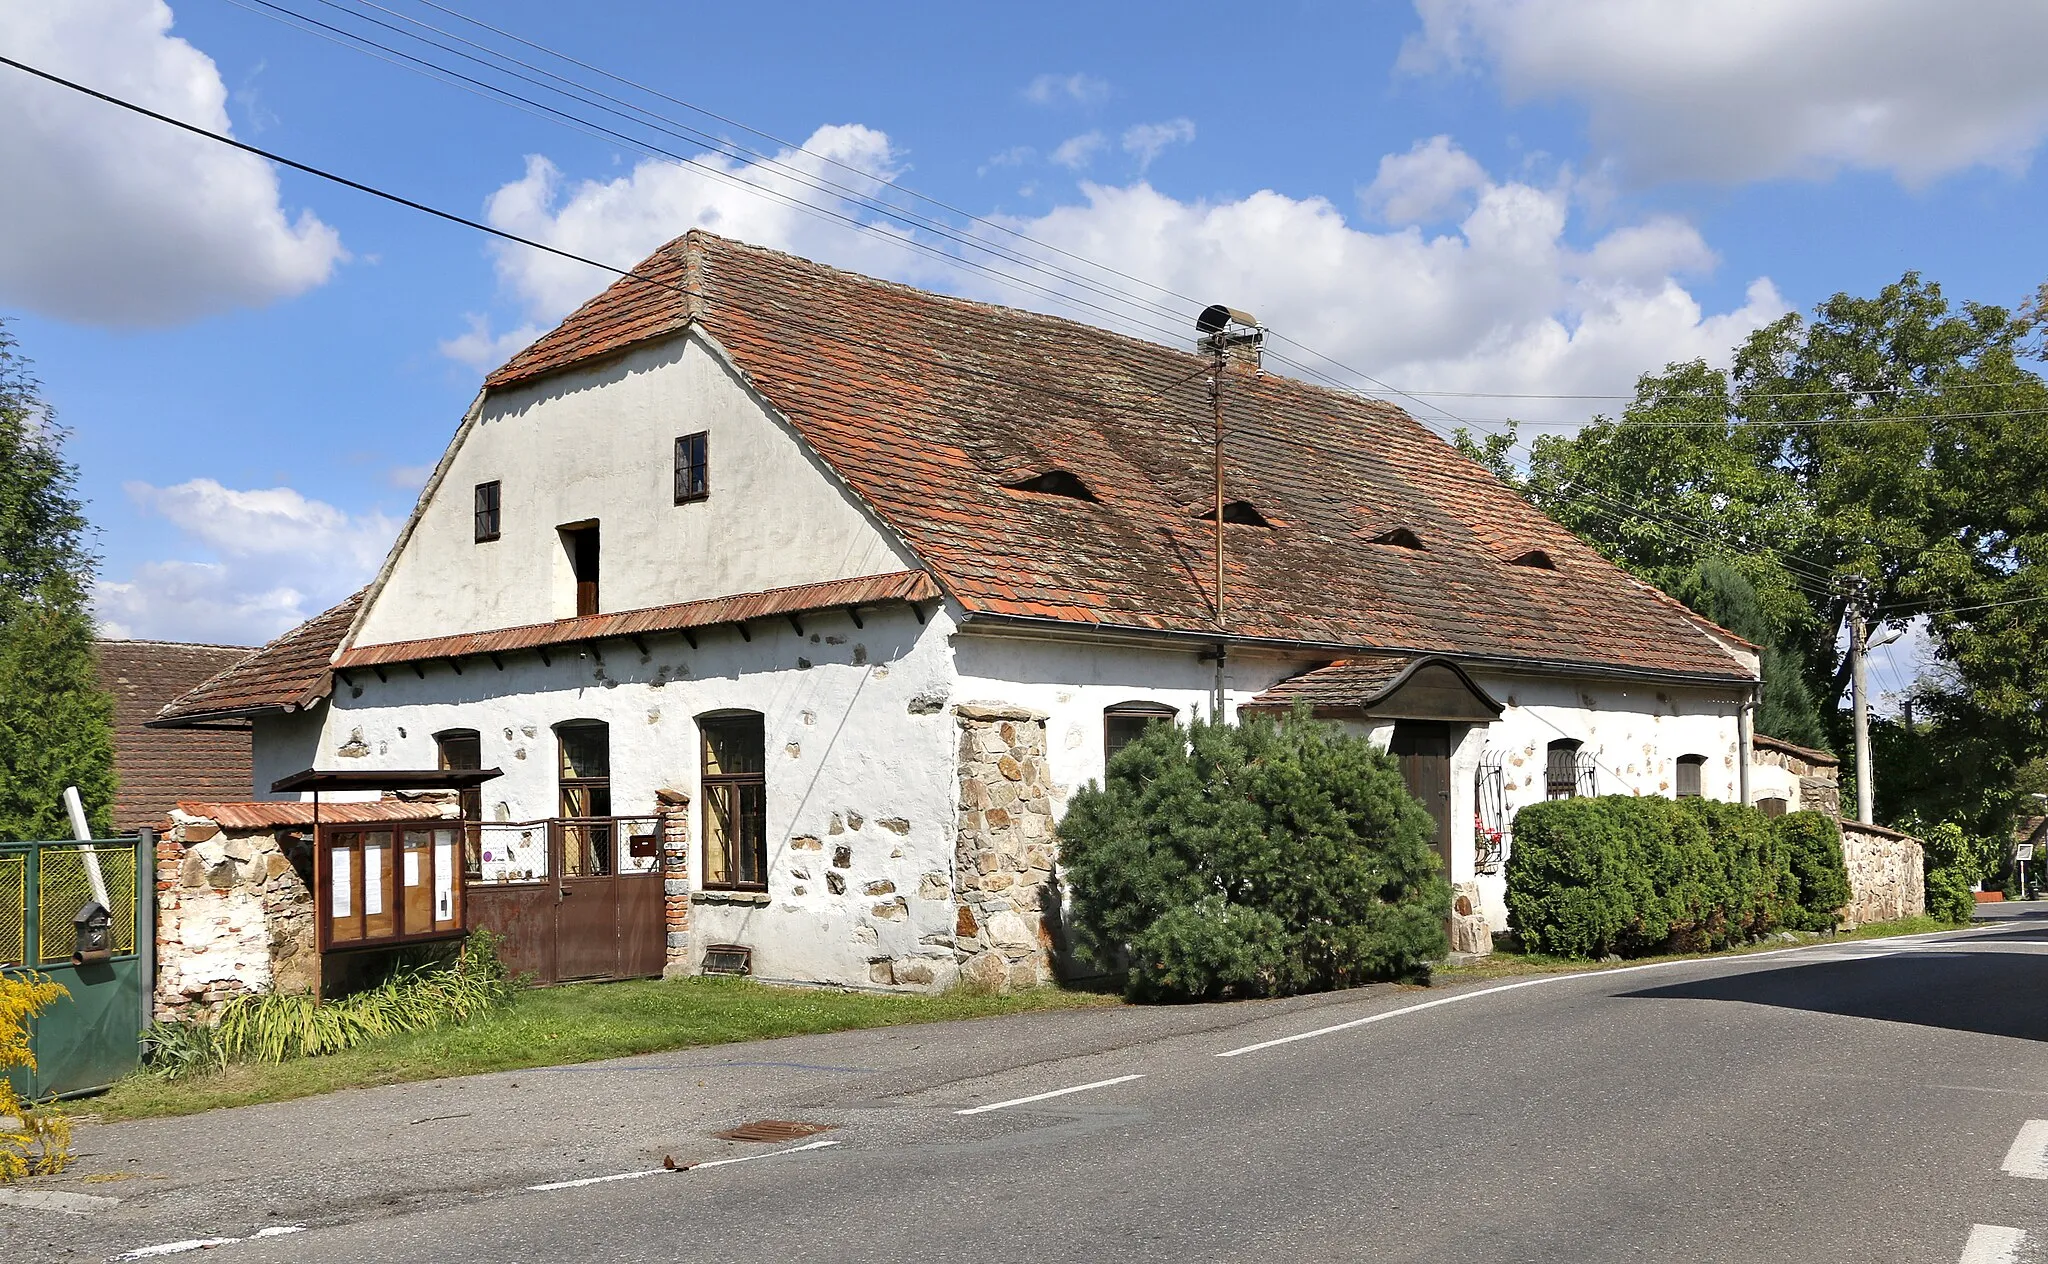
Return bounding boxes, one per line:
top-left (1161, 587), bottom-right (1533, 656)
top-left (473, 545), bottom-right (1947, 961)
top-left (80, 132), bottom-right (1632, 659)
top-left (657, 788), bottom-right (692, 978)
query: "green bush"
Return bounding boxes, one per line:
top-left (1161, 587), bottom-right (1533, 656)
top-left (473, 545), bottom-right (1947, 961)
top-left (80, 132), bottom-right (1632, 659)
top-left (1505, 795), bottom-right (1797, 958)
top-left (1057, 709), bottom-right (1450, 1001)
top-left (1925, 866), bottom-right (1976, 926)
top-left (1776, 811), bottom-right (1850, 931)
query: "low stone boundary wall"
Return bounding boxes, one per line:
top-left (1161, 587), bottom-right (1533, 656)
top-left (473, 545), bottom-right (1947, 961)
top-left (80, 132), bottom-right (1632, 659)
top-left (1840, 821), bottom-right (1924, 926)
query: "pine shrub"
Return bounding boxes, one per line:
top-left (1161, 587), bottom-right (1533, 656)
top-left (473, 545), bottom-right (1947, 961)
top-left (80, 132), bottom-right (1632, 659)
top-left (1057, 710), bottom-right (1450, 1001)
top-left (1775, 810), bottom-right (1850, 931)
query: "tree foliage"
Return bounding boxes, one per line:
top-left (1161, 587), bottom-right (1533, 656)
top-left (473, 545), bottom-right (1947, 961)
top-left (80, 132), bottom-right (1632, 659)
top-left (1056, 710), bottom-right (1450, 1001)
top-left (0, 321), bottom-right (113, 840)
top-left (1461, 273), bottom-right (2048, 837)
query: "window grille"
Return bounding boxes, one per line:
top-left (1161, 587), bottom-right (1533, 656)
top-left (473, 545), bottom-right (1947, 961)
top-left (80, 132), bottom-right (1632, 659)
top-left (1475, 750), bottom-right (1507, 874)
top-left (701, 713), bottom-right (767, 891)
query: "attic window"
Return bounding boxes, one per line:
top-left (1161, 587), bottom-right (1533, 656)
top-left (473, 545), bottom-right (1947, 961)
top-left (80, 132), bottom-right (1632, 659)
top-left (1004, 470), bottom-right (1098, 502)
top-left (1196, 500), bottom-right (1273, 527)
top-left (1509, 548), bottom-right (1556, 569)
top-left (1372, 527), bottom-right (1424, 550)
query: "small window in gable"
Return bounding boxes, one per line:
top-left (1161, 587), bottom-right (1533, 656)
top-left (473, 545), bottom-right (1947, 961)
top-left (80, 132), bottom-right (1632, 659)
top-left (1675, 754), bottom-right (1706, 799)
top-left (1509, 548), bottom-right (1556, 569)
top-left (474, 481), bottom-right (501, 543)
top-left (675, 432), bottom-right (709, 504)
top-left (1372, 526), bottom-right (1424, 550)
top-left (1195, 500), bottom-right (1273, 527)
top-left (1003, 470), bottom-right (1098, 502)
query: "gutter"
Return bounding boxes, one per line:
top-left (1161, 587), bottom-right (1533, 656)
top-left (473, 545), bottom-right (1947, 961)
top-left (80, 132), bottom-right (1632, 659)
top-left (954, 611), bottom-right (1761, 690)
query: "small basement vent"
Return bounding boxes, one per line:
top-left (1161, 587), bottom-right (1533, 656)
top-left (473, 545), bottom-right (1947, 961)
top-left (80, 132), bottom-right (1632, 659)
top-left (701, 943), bottom-right (753, 975)
top-left (1508, 548), bottom-right (1556, 569)
top-left (1003, 470), bottom-right (1098, 502)
top-left (1371, 527), bottom-right (1424, 550)
top-left (714, 1119), bottom-right (838, 1143)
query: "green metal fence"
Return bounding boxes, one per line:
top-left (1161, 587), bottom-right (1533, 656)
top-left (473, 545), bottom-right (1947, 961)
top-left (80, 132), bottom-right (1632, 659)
top-left (1, 833), bottom-right (154, 1098)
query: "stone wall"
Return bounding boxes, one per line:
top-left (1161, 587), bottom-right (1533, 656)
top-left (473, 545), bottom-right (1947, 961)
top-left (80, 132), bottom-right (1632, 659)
top-left (1751, 735), bottom-right (1842, 817)
top-left (154, 811), bottom-right (319, 1022)
top-left (951, 703), bottom-right (1056, 992)
top-left (1841, 822), bottom-right (1925, 926)
top-left (657, 788), bottom-right (692, 978)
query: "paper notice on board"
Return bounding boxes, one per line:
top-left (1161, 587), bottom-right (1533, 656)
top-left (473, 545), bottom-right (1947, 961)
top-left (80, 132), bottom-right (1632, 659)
top-left (404, 850), bottom-right (422, 887)
top-left (330, 848), bottom-right (352, 918)
top-left (434, 840), bottom-right (455, 920)
top-left (364, 845), bottom-right (386, 916)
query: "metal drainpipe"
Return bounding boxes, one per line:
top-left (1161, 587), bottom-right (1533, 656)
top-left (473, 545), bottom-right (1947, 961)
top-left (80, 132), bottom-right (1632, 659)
top-left (1737, 684), bottom-right (1757, 806)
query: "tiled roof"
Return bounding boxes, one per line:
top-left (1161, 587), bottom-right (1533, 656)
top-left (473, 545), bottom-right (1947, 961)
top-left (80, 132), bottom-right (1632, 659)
top-left (490, 232), bottom-right (1757, 681)
top-left (1752, 732), bottom-right (1839, 766)
top-left (1241, 657), bottom-right (1418, 710)
top-left (335, 571), bottom-right (939, 668)
top-left (152, 591), bottom-right (366, 725)
top-left (94, 640), bottom-right (256, 832)
top-left (174, 800), bottom-right (451, 830)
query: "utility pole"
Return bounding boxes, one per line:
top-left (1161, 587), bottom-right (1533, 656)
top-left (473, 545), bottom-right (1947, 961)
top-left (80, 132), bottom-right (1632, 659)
top-left (1848, 585), bottom-right (1875, 825)
top-left (1194, 304), bottom-right (1261, 724)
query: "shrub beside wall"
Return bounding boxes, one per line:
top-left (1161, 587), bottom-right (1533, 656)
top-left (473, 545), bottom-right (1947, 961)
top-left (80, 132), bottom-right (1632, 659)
top-left (1058, 711), bottom-right (1451, 1001)
top-left (1506, 797), bottom-right (1846, 958)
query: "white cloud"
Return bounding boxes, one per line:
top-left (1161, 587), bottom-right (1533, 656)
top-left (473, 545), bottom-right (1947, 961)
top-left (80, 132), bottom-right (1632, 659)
top-left (385, 464), bottom-right (435, 492)
top-left (1023, 73), bottom-right (1110, 107)
top-left (1121, 119), bottom-right (1196, 171)
top-left (1365, 134), bottom-right (1490, 224)
top-left (0, 0), bottom-right (345, 325)
top-left (1403, 0), bottom-right (2048, 184)
top-left (438, 313), bottom-right (543, 372)
top-left (95, 478), bottom-right (397, 643)
top-left (469, 128), bottom-right (1783, 435)
top-left (978, 145), bottom-right (1036, 176)
top-left (1051, 132), bottom-right (1107, 171)
top-left (464, 125), bottom-right (923, 347)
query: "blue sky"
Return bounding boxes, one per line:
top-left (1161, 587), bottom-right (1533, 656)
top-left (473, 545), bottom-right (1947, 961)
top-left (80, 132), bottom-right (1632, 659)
top-left (6, 0), bottom-right (2048, 709)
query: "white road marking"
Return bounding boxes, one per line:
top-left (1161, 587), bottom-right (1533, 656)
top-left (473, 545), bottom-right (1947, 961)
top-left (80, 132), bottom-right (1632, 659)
top-left (0, 1186), bottom-right (119, 1215)
top-left (1217, 929), bottom-right (1968, 1058)
top-left (526, 1138), bottom-right (840, 1190)
top-left (1961, 1224), bottom-right (2029, 1264)
top-left (2001, 1120), bottom-right (2048, 1179)
top-left (954, 1073), bottom-right (1146, 1115)
top-left (115, 1226), bottom-right (303, 1259)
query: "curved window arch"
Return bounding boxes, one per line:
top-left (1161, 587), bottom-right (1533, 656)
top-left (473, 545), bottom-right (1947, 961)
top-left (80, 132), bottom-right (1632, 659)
top-left (699, 710), bottom-right (767, 891)
top-left (1546, 738), bottom-right (1594, 800)
top-left (1675, 753), bottom-right (1706, 799)
top-left (1104, 701), bottom-right (1179, 765)
top-left (555, 720), bottom-right (612, 876)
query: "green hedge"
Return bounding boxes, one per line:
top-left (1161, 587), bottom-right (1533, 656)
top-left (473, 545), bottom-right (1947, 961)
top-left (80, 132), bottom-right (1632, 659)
top-left (1505, 796), bottom-right (1839, 958)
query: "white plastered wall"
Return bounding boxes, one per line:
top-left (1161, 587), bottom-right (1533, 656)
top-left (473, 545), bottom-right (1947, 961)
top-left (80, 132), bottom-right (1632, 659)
top-left (354, 332), bottom-right (916, 647)
top-left (271, 604), bottom-right (959, 987)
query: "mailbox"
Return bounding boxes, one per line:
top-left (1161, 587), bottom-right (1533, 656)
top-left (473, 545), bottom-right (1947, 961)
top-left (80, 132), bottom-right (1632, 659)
top-left (73, 900), bottom-right (113, 965)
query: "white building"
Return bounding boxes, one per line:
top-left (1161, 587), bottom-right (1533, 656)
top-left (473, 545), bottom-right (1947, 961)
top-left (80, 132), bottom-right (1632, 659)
top-left (155, 232), bottom-right (1762, 991)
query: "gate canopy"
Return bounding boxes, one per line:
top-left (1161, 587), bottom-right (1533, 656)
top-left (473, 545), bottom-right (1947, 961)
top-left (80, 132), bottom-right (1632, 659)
top-left (1244, 655), bottom-right (1504, 722)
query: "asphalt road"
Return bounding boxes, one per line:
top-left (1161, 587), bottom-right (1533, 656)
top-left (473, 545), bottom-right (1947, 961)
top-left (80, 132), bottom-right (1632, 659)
top-left (12, 908), bottom-right (2048, 1263)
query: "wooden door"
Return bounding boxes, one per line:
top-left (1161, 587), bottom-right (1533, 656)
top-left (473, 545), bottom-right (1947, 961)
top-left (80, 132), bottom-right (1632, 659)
top-left (1390, 720), bottom-right (1454, 871)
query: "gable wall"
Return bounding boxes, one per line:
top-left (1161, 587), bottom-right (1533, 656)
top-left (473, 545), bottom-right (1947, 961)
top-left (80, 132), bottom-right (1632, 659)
top-left (353, 333), bottom-right (915, 648)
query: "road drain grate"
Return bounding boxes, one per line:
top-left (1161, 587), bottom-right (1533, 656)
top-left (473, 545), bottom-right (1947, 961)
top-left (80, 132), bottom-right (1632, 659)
top-left (713, 1119), bottom-right (837, 1144)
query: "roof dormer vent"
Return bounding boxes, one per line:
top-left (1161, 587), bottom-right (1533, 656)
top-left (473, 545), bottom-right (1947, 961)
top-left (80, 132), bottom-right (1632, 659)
top-left (1003, 470), bottom-right (1098, 502)
top-left (1372, 527), bottom-right (1424, 550)
top-left (1509, 548), bottom-right (1556, 569)
top-left (1195, 499), bottom-right (1273, 527)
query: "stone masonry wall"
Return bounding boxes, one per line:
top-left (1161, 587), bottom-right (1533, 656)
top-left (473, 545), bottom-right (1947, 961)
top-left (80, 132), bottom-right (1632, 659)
top-left (951, 704), bottom-right (1056, 991)
top-left (1841, 823), bottom-right (1925, 926)
top-left (154, 812), bottom-right (318, 1022)
top-left (1752, 740), bottom-right (1842, 818)
top-left (657, 788), bottom-right (692, 978)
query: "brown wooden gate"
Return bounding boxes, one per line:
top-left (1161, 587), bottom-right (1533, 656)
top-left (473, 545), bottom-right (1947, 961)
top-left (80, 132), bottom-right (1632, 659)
top-left (467, 817), bottom-right (664, 985)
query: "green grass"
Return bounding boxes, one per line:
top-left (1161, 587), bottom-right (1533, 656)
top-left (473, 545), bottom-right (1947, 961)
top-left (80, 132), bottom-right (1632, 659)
top-left (1434, 913), bottom-right (1956, 982)
top-left (93, 977), bottom-right (1115, 1122)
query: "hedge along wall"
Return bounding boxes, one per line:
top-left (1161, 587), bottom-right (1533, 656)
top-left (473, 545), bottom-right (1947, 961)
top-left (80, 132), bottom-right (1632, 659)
top-left (1504, 798), bottom-right (1848, 959)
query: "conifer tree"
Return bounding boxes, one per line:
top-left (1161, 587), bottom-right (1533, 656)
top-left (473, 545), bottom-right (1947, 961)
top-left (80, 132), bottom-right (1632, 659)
top-left (0, 320), bottom-right (113, 840)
